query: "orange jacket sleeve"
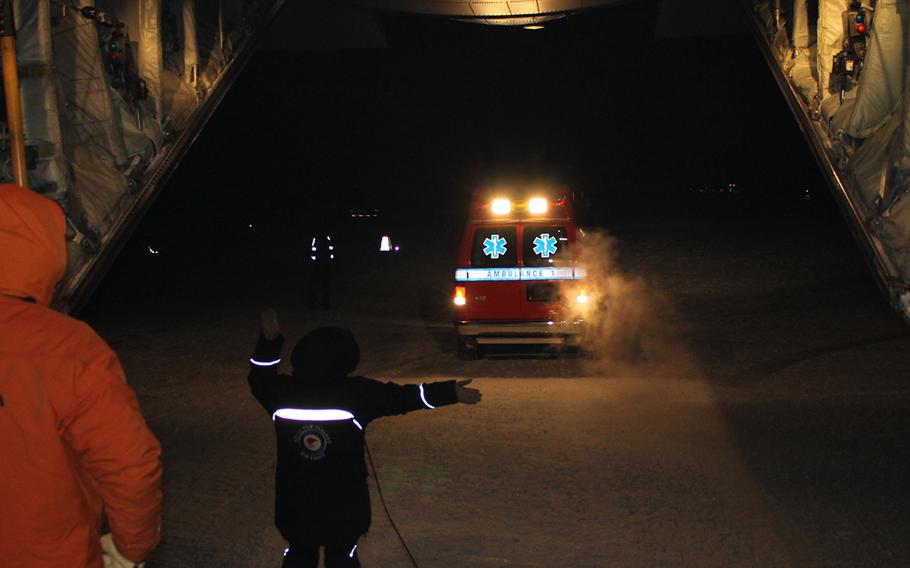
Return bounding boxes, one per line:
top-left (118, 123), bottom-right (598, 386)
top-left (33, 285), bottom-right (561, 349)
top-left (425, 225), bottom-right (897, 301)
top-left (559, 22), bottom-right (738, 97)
top-left (60, 329), bottom-right (163, 562)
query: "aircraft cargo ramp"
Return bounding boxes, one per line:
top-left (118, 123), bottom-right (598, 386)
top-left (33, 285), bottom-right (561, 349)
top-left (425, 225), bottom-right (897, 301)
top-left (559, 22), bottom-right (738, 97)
top-left (745, 0), bottom-right (910, 320)
top-left (0, 0), bottom-right (284, 313)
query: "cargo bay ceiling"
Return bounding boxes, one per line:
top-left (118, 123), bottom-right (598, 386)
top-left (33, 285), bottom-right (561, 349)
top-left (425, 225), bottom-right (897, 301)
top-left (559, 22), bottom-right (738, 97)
top-left (341, 0), bottom-right (622, 25)
top-left (1, 0), bottom-right (909, 320)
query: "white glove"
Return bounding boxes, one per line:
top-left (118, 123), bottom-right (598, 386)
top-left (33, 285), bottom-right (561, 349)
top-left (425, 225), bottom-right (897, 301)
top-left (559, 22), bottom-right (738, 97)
top-left (100, 533), bottom-right (145, 568)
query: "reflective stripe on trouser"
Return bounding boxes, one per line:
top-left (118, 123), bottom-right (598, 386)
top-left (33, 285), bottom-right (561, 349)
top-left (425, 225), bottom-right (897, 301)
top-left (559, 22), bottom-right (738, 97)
top-left (281, 541), bottom-right (360, 568)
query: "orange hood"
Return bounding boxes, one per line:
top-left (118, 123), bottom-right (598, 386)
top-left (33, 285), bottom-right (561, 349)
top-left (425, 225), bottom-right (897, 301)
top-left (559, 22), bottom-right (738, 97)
top-left (0, 184), bottom-right (67, 306)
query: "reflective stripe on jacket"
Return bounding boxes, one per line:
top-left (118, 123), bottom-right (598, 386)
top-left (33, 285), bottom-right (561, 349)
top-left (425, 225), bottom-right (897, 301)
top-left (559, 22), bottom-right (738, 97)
top-left (248, 333), bottom-right (457, 541)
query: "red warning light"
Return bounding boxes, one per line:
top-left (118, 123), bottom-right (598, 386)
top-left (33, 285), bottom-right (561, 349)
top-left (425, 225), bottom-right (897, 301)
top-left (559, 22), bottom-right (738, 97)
top-left (856, 23), bottom-right (866, 33)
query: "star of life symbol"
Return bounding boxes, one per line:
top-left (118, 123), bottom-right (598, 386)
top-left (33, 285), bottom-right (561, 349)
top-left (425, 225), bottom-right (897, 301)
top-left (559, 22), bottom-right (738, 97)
top-left (483, 234), bottom-right (508, 259)
top-left (533, 233), bottom-right (558, 258)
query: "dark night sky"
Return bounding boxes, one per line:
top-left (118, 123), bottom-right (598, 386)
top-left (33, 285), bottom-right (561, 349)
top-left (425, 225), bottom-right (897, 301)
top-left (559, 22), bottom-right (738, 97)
top-left (197, 3), bottom-right (816, 203)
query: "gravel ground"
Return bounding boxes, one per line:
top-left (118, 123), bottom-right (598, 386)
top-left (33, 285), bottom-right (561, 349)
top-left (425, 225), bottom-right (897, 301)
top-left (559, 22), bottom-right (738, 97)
top-left (83, 194), bottom-right (910, 567)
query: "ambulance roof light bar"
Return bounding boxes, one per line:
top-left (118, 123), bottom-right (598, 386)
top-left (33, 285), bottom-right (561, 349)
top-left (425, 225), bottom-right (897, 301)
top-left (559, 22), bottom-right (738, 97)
top-left (491, 198), bottom-right (512, 215)
top-left (478, 193), bottom-right (569, 219)
top-left (528, 197), bottom-right (548, 214)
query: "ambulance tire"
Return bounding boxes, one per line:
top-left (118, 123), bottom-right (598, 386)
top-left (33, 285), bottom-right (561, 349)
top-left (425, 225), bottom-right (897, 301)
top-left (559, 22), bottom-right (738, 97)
top-left (457, 336), bottom-right (480, 360)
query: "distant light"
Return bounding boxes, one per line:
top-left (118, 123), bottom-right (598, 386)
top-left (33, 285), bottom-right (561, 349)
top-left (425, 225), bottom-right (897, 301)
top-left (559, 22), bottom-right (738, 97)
top-left (147, 245), bottom-right (159, 255)
top-left (576, 293), bottom-right (589, 304)
top-left (248, 223), bottom-right (253, 228)
top-left (524, 24), bottom-right (544, 30)
top-left (380, 235), bottom-right (392, 252)
top-left (394, 245), bottom-right (400, 252)
top-left (491, 198), bottom-right (511, 215)
top-left (528, 197), bottom-right (548, 214)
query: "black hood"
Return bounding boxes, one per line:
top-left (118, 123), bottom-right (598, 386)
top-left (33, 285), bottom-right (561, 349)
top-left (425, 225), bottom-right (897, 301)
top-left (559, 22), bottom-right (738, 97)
top-left (291, 326), bottom-right (360, 379)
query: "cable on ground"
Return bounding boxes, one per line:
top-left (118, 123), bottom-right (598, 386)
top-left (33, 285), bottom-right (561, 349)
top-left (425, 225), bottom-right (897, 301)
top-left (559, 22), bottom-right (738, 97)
top-left (364, 438), bottom-right (420, 568)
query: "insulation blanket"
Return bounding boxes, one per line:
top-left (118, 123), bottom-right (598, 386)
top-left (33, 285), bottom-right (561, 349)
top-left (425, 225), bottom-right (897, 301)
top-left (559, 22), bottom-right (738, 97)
top-left (14, 0), bottom-right (68, 196)
top-left (831, 0), bottom-right (907, 139)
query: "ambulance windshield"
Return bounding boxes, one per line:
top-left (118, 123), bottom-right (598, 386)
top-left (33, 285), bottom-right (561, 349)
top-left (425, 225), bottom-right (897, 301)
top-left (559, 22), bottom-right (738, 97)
top-left (522, 226), bottom-right (571, 267)
top-left (471, 227), bottom-right (518, 267)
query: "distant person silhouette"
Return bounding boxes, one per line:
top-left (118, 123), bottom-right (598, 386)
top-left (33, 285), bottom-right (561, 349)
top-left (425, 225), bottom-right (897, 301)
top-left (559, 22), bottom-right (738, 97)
top-left (248, 309), bottom-right (481, 567)
top-left (305, 230), bottom-right (334, 310)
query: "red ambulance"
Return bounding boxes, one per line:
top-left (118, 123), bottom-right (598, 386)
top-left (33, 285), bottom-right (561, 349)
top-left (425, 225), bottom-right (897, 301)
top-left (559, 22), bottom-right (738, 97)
top-left (453, 189), bottom-right (588, 359)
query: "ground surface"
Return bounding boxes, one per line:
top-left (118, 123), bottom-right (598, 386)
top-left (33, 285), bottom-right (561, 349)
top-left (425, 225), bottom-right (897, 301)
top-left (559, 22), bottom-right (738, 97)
top-left (84, 191), bottom-right (910, 567)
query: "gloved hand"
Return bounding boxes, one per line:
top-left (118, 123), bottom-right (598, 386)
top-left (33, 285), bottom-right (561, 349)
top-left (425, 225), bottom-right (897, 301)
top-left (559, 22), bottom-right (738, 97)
top-left (101, 533), bottom-right (145, 568)
top-left (456, 379), bottom-right (482, 404)
top-left (260, 307), bottom-right (281, 340)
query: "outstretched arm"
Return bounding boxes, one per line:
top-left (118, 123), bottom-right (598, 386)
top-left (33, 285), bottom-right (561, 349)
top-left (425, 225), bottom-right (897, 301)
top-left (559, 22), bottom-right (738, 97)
top-left (362, 378), bottom-right (481, 422)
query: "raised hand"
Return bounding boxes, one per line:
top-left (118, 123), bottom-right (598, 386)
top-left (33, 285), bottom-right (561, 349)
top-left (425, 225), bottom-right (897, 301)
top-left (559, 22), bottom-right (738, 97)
top-left (260, 308), bottom-right (281, 340)
top-left (455, 379), bottom-right (481, 404)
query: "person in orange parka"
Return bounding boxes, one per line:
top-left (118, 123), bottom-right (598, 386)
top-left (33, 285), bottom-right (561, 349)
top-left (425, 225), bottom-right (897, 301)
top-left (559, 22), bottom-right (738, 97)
top-left (0, 184), bottom-right (163, 567)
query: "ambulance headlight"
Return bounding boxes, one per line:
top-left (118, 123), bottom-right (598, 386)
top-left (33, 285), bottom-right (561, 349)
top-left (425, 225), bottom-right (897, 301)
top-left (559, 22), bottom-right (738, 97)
top-left (528, 197), bottom-right (548, 214)
top-left (491, 198), bottom-right (512, 215)
top-left (454, 286), bottom-right (467, 306)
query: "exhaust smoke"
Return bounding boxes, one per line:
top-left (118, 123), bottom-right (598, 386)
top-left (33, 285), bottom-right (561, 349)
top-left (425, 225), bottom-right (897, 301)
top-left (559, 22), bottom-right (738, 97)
top-left (560, 230), bottom-right (690, 375)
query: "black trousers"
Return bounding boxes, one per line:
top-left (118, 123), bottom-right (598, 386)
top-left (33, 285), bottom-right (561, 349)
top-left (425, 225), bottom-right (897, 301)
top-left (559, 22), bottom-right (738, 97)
top-left (304, 265), bottom-right (332, 310)
top-left (281, 541), bottom-right (360, 568)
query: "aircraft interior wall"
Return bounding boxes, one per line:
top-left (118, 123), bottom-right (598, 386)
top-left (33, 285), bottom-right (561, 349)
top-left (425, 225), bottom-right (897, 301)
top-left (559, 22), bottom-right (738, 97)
top-left (749, 0), bottom-right (910, 318)
top-left (0, 0), bottom-right (283, 312)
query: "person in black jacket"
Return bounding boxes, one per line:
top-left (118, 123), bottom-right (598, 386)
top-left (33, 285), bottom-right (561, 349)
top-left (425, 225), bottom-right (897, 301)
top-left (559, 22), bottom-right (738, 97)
top-left (248, 309), bottom-right (482, 568)
top-left (304, 231), bottom-right (334, 310)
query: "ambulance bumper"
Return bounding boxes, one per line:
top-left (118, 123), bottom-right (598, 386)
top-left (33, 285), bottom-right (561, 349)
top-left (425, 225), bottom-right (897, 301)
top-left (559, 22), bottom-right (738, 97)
top-left (456, 320), bottom-right (584, 345)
